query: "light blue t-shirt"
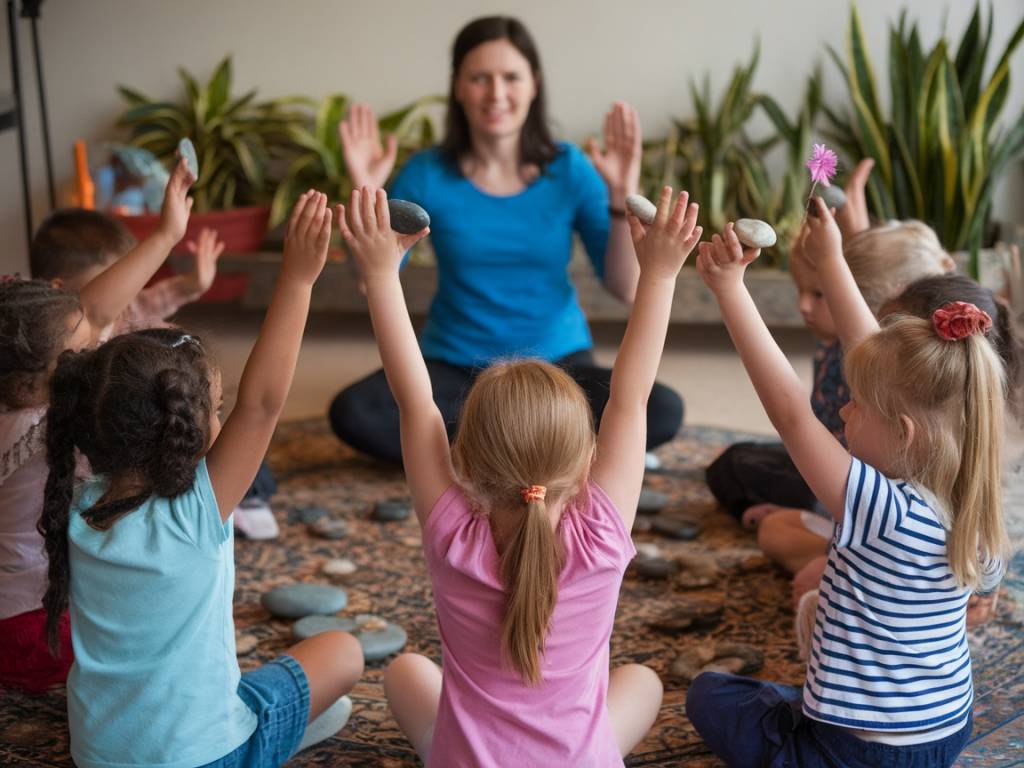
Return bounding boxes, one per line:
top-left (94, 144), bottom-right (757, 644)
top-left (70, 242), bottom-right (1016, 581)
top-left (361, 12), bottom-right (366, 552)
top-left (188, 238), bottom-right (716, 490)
top-left (67, 459), bottom-right (257, 768)
top-left (390, 142), bottom-right (611, 367)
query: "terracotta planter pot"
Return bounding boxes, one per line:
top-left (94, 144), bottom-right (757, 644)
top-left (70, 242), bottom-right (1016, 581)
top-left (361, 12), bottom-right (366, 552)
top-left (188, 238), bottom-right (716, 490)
top-left (114, 206), bottom-right (270, 302)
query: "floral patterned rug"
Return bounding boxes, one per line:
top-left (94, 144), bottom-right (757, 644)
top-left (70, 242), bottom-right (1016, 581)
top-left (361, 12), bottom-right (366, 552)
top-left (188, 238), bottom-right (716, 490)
top-left (1, 419), bottom-right (1020, 766)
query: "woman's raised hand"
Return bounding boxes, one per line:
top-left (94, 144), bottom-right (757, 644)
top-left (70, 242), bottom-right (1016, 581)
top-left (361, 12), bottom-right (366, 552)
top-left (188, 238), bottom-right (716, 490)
top-left (339, 103), bottom-right (398, 189)
top-left (586, 101), bottom-right (642, 205)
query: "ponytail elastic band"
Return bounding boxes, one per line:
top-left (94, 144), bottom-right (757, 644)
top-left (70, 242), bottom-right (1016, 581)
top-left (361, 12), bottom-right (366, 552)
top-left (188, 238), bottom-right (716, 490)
top-left (521, 485), bottom-right (546, 503)
top-left (932, 301), bottom-right (992, 341)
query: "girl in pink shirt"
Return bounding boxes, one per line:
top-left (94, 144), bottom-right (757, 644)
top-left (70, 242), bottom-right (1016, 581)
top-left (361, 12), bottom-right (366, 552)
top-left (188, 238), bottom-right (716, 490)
top-left (338, 183), bottom-right (702, 766)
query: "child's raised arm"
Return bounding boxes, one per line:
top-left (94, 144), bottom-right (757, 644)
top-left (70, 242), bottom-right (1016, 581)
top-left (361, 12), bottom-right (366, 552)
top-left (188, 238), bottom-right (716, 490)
top-left (206, 191), bottom-right (331, 519)
top-left (697, 224), bottom-right (850, 521)
top-left (802, 197), bottom-right (879, 349)
top-left (592, 187), bottom-right (701, 528)
top-left (337, 187), bottom-right (447, 524)
top-left (78, 159), bottom-right (195, 337)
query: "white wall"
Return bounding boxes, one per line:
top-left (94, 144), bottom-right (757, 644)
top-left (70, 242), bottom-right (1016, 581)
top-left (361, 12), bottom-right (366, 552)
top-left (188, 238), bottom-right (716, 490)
top-left (1, 0), bottom-right (1022, 274)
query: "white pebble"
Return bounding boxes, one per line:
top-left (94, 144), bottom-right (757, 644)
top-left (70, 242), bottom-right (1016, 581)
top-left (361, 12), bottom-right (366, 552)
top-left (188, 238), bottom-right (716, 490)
top-left (734, 219), bottom-right (777, 248)
top-left (625, 194), bottom-right (657, 225)
top-left (635, 542), bottom-right (661, 559)
top-left (322, 558), bottom-right (357, 577)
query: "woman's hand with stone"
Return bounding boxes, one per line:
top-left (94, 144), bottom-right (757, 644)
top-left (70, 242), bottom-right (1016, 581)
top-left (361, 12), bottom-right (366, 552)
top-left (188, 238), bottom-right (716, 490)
top-left (586, 101), bottom-right (642, 206)
top-left (337, 187), bottom-right (429, 282)
top-left (339, 103), bottom-right (399, 189)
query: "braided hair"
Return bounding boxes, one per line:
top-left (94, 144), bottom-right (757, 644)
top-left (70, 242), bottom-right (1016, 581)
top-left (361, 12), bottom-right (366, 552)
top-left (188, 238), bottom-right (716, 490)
top-left (38, 328), bottom-right (213, 651)
top-left (0, 279), bottom-right (81, 409)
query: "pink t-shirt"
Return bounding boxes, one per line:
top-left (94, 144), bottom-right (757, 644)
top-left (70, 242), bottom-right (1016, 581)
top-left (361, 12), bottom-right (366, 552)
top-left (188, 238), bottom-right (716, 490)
top-left (423, 481), bottom-right (636, 768)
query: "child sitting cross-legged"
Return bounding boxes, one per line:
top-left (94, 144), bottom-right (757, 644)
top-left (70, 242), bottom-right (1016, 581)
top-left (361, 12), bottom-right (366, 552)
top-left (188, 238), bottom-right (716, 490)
top-left (339, 185), bottom-right (702, 766)
top-left (38, 192), bottom-right (363, 767)
top-left (687, 198), bottom-right (1006, 766)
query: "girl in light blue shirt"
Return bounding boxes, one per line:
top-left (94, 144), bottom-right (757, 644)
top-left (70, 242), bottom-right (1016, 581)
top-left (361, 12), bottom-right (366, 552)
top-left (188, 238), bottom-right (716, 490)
top-left (38, 192), bottom-right (363, 768)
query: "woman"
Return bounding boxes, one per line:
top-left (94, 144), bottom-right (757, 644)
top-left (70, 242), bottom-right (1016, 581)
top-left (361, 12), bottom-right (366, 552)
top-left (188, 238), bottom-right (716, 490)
top-left (329, 15), bottom-right (684, 463)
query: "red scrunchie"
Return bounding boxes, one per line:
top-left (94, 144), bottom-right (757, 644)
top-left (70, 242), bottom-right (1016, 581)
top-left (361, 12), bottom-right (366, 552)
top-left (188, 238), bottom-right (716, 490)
top-left (932, 301), bottom-right (992, 341)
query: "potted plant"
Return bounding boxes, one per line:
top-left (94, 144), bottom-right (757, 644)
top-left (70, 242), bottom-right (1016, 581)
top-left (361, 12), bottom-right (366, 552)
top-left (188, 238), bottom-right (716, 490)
top-left (115, 56), bottom-right (306, 253)
top-left (823, 2), bottom-right (1024, 276)
top-left (639, 45), bottom-right (821, 268)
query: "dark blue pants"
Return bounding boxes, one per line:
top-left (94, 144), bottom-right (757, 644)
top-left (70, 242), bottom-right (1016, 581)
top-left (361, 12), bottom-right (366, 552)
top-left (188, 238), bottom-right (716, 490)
top-left (329, 350), bottom-right (684, 464)
top-left (685, 673), bottom-right (972, 768)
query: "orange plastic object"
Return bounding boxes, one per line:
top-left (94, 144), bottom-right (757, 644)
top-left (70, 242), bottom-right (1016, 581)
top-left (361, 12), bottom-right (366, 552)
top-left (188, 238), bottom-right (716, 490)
top-left (74, 140), bottom-right (95, 209)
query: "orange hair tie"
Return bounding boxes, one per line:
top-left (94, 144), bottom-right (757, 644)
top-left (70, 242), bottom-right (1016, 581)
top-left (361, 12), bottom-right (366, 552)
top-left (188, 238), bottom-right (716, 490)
top-left (521, 485), bottom-right (546, 503)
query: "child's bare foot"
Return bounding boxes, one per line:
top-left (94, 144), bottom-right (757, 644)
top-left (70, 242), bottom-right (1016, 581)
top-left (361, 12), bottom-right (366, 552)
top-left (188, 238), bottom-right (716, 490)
top-left (741, 503), bottom-right (784, 529)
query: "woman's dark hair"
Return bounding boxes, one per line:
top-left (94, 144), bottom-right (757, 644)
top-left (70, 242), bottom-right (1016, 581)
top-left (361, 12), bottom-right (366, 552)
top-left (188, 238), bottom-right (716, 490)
top-left (440, 16), bottom-right (558, 173)
top-left (38, 328), bottom-right (213, 651)
top-left (0, 279), bottom-right (81, 409)
top-left (881, 273), bottom-right (1023, 418)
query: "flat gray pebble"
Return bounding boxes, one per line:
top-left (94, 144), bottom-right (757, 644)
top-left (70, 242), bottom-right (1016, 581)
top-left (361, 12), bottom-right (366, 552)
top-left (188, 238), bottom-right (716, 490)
top-left (625, 194), bottom-right (657, 224)
top-left (389, 199), bottom-right (430, 235)
top-left (309, 517), bottom-right (348, 540)
top-left (261, 584), bottom-right (348, 619)
top-left (734, 219), bottom-right (777, 248)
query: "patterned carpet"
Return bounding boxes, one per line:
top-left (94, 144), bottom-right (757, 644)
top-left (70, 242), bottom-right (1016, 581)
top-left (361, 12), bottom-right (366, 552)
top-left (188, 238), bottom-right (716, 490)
top-left (1, 419), bottom-right (1021, 766)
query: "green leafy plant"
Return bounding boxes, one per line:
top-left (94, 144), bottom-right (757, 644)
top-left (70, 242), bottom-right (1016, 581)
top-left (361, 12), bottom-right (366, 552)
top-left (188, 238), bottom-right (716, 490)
top-left (269, 94), bottom-right (443, 227)
top-left (824, 2), bottom-right (1024, 267)
top-left (640, 45), bottom-right (821, 267)
top-left (117, 57), bottom-right (305, 212)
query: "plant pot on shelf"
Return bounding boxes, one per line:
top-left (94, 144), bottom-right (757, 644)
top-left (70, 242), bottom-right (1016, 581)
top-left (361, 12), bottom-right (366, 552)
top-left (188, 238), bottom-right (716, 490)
top-left (114, 205), bottom-right (270, 302)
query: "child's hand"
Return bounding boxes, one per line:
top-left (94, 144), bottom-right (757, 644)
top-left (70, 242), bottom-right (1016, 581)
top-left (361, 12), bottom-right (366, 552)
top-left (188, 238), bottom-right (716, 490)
top-left (281, 190), bottom-right (332, 286)
top-left (696, 222), bottom-right (759, 294)
top-left (627, 186), bottom-right (702, 281)
top-left (157, 157), bottom-right (196, 244)
top-left (182, 228), bottom-right (225, 296)
top-left (836, 158), bottom-right (874, 240)
top-left (966, 591), bottom-right (999, 628)
top-left (337, 187), bottom-right (429, 281)
top-left (803, 197), bottom-right (844, 265)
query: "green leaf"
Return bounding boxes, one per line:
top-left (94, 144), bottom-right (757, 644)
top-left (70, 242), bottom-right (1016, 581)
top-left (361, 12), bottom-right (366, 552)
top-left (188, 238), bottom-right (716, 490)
top-left (848, 5), bottom-right (885, 122)
top-left (206, 57), bottom-right (233, 119)
top-left (117, 85), bottom-right (153, 107)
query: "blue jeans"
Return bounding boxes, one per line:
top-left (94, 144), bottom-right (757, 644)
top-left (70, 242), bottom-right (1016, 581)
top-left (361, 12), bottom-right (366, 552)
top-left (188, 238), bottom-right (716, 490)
top-left (685, 672), bottom-right (972, 768)
top-left (202, 655), bottom-right (311, 768)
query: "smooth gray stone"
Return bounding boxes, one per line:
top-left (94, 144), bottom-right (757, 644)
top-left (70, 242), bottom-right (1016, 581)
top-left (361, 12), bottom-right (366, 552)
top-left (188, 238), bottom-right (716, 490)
top-left (634, 555), bottom-right (679, 580)
top-left (637, 488), bottom-right (670, 515)
top-left (309, 517), bottom-right (348, 540)
top-left (373, 499), bottom-right (411, 522)
top-left (295, 505), bottom-right (328, 524)
top-left (388, 199), bottom-right (430, 235)
top-left (261, 584), bottom-right (348, 619)
top-left (651, 515), bottom-right (701, 540)
top-left (809, 185), bottom-right (847, 217)
top-left (670, 642), bottom-right (764, 683)
top-left (734, 219), bottom-right (777, 248)
top-left (177, 137), bottom-right (199, 180)
top-left (292, 614), bottom-right (408, 661)
top-left (625, 194), bottom-right (657, 224)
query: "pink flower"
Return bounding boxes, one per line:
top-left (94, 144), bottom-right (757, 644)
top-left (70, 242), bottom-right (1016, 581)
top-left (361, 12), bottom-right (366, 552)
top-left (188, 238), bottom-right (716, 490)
top-left (932, 301), bottom-right (992, 341)
top-left (806, 143), bottom-right (838, 187)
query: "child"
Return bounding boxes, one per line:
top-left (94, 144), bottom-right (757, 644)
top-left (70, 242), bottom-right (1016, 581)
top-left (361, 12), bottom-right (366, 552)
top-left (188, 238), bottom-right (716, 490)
top-left (789, 271), bottom-right (1024, 615)
top-left (0, 159), bottom-right (195, 693)
top-left (29, 208), bottom-right (225, 337)
top-left (709, 219), bottom-right (953, 585)
top-left (339, 185), bottom-right (700, 765)
top-left (29, 208), bottom-right (280, 539)
top-left (38, 191), bottom-right (363, 767)
top-left (687, 198), bottom-right (1006, 766)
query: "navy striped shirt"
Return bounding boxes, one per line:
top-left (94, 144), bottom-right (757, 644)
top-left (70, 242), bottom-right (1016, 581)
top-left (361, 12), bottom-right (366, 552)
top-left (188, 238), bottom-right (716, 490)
top-left (803, 458), bottom-right (1000, 733)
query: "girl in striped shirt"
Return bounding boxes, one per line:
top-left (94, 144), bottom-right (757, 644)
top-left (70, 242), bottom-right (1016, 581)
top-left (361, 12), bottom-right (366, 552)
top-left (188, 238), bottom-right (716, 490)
top-left (687, 197), bottom-right (1007, 767)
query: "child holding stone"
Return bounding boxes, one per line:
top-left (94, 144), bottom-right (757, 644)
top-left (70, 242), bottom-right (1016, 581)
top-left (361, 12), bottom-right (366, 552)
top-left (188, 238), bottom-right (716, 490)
top-left (688, 199), bottom-right (1005, 765)
top-left (708, 216), bottom-right (953, 602)
top-left (0, 159), bottom-right (194, 693)
top-left (340, 184), bottom-right (701, 766)
top-left (37, 192), bottom-right (363, 766)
